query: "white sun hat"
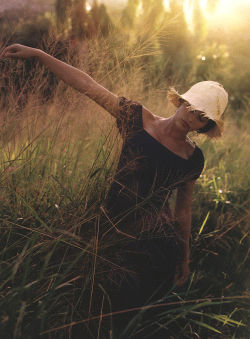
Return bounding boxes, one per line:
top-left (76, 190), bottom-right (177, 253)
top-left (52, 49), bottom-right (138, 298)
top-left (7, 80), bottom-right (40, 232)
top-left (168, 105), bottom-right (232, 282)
top-left (167, 81), bottom-right (228, 138)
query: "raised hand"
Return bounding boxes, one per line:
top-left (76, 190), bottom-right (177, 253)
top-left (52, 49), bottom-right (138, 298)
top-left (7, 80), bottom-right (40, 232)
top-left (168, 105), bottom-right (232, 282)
top-left (0, 44), bottom-right (37, 60)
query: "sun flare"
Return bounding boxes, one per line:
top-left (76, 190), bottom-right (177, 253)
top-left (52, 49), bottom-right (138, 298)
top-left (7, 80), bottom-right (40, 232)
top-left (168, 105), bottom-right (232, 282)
top-left (163, 0), bottom-right (170, 12)
top-left (183, 0), bottom-right (194, 32)
top-left (182, 0), bottom-right (250, 31)
top-left (86, 1), bottom-right (92, 12)
top-left (199, 0), bottom-right (207, 12)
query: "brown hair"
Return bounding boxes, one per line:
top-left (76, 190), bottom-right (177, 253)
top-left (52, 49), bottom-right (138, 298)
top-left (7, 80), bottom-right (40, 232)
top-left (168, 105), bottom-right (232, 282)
top-left (197, 120), bottom-right (216, 134)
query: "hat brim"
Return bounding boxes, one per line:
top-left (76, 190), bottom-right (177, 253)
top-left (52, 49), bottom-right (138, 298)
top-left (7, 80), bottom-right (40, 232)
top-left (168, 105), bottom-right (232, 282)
top-left (167, 87), bottom-right (224, 138)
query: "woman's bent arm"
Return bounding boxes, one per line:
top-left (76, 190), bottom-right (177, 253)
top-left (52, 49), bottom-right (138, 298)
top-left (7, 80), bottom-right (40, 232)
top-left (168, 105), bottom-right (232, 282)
top-left (174, 180), bottom-right (195, 286)
top-left (174, 181), bottom-right (195, 258)
top-left (1, 44), bottom-right (119, 116)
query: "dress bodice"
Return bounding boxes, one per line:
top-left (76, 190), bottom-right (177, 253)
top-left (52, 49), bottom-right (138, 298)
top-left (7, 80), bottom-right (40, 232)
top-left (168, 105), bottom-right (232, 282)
top-left (105, 97), bottom-right (204, 237)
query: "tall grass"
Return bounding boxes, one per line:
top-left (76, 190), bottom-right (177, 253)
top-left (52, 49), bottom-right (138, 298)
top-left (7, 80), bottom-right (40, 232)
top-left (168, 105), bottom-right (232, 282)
top-left (0, 30), bottom-right (249, 338)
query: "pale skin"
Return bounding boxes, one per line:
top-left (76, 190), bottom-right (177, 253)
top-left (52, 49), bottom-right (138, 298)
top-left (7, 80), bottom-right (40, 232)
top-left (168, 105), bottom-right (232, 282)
top-left (0, 44), bottom-right (209, 287)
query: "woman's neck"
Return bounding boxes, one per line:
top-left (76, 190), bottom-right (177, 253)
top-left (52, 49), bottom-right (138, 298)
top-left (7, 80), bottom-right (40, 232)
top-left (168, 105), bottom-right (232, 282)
top-left (160, 116), bottom-right (188, 141)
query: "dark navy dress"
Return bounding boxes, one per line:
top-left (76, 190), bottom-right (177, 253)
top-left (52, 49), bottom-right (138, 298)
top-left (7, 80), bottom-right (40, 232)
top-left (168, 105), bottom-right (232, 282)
top-left (103, 97), bottom-right (204, 338)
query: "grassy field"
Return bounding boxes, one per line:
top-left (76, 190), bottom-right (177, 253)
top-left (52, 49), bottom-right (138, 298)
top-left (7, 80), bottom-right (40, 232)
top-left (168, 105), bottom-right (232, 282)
top-left (0, 30), bottom-right (249, 338)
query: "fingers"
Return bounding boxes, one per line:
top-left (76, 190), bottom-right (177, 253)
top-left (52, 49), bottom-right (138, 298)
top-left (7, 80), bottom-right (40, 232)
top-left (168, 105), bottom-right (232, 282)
top-left (0, 48), bottom-right (7, 59)
top-left (4, 52), bottom-right (20, 58)
top-left (0, 44), bottom-right (21, 59)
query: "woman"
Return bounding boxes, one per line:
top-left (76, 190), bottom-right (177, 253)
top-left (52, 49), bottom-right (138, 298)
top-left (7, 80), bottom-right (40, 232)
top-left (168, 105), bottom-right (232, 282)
top-left (1, 44), bottom-right (228, 337)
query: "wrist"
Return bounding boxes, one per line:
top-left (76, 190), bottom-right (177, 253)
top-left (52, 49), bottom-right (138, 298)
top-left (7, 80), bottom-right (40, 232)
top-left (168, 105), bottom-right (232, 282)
top-left (33, 48), bottom-right (45, 59)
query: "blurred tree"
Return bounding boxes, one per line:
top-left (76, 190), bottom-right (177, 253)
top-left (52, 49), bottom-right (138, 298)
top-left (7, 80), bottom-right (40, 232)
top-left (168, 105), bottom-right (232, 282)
top-left (55, 0), bottom-right (112, 39)
top-left (96, 4), bottom-right (113, 36)
top-left (206, 0), bottom-right (220, 13)
top-left (71, 0), bottom-right (88, 39)
top-left (141, 0), bottom-right (165, 27)
top-left (133, 0), bottom-right (167, 88)
top-left (89, 1), bottom-right (113, 36)
top-left (159, 0), bottom-right (192, 82)
top-left (121, 0), bottom-right (140, 28)
top-left (142, 0), bottom-right (164, 14)
top-left (193, 0), bottom-right (207, 41)
top-left (89, 0), bottom-right (99, 35)
top-left (55, 0), bottom-right (72, 33)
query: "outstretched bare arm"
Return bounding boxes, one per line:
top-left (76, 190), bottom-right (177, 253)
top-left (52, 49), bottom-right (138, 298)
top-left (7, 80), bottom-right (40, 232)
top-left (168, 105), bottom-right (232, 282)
top-left (0, 44), bottom-right (119, 116)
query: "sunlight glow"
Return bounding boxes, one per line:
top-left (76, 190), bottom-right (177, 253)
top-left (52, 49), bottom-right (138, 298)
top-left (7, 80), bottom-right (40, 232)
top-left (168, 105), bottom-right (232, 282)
top-left (206, 0), bottom-right (250, 29)
top-left (181, 0), bottom-right (250, 32)
top-left (136, 1), bottom-right (143, 17)
top-left (200, 0), bottom-right (207, 13)
top-left (196, 54), bottom-right (206, 60)
top-left (183, 0), bottom-right (194, 32)
top-left (163, 0), bottom-right (170, 12)
top-left (171, 0), bottom-right (250, 32)
top-left (86, 2), bottom-right (92, 12)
